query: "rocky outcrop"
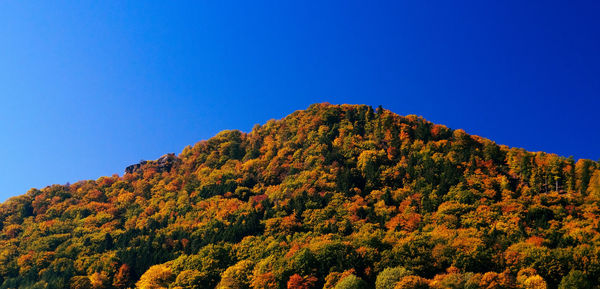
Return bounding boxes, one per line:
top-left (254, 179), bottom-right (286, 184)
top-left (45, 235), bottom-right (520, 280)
top-left (155, 153), bottom-right (181, 172)
top-left (125, 161), bottom-right (147, 174)
top-left (125, 153), bottom-right (181, 174)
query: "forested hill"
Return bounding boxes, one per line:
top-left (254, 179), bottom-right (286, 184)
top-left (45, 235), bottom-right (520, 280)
top-left (1, 103), bottom-right (599, 289)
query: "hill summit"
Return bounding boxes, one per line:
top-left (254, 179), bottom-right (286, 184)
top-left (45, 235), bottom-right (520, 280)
top-left (1, 103), bottom-right (599, 289)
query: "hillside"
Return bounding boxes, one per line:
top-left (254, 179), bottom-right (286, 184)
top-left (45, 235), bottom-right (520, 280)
top-left (1, 103), bottom-right (599, 289)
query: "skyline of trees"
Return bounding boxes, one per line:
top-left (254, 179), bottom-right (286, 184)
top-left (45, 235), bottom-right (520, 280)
top-left (0, 103), bottom-right (598, 289)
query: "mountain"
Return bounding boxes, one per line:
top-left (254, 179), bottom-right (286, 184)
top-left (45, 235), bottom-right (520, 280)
top-left (0, 103), bottom-right (599, 289)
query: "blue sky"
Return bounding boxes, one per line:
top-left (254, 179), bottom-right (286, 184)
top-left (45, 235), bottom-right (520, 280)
top-left (0, 1), bottom-right (598, 201)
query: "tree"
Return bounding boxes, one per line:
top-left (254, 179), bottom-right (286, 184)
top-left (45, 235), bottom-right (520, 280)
top-left (287, 274), bottom-right (318, 289)
top-left (136, 264), bottom-right (175, 289)
top-left (587, 170), bottom-right (600, 199)
top-left (477, 272), bottom-right (512, 289)
top-left (431, 269), bottom-right (471, 289)
top-left (172, 270), bottom-right (204, 289)
top-left (357, 150), bottom-right (385, 189)
top-left (334, 274), bottom-right (368, 289)
top-left (376, 267), bottom-right (412, 289)
top-left (70, 276), bottom-right (92, 289)
top-left (291, 248), bottom-right (317, 276)
top-left (251, 272), bottom-right (278, 289)
top-left (522, 275), bottom-right (547, 289)
top-left (89, 272), bottom-right (110, 289)
top-left (113, 264), bottom-right (133, 289)
top-left (558, 270), bottom-right (590, 289)
top-left (394, 275), bottom-right (429, 289)
top-left (216, 260), bottom-right (255, 289)
top-left (323, 272), bottom-right (343, 289)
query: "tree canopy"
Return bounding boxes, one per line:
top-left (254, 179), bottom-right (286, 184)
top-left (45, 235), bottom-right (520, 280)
top-left (0, 103), bottom-right (598, 289)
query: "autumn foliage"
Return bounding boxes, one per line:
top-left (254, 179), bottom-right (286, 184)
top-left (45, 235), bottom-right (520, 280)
top-left (0, 103), bottom-right (598, 289)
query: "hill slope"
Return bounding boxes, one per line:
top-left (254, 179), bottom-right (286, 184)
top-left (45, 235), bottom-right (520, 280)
top-left (1, 103), bottom-right (599, 289)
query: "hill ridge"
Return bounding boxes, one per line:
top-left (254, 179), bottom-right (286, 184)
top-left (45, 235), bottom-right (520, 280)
top-left (0, 103), bottom-right (599, 289)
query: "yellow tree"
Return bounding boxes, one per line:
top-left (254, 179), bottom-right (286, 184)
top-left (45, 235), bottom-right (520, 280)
top-left (135, 264), bottom-right (174, 289)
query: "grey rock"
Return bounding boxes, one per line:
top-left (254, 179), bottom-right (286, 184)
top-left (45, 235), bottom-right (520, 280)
top-left (125, 153), bottom-right (181, 175)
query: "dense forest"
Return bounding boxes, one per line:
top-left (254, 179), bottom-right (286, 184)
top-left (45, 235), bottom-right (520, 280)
top-left (1, 103), bottom-right (599, 289)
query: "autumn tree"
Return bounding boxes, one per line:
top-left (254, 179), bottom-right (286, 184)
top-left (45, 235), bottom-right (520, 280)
top-left (287, 274), bottom-right (318, 289)
top-left (394, 276), bottom-right (429, 289)
top-left (135, 264), bottom-right (175, 289)
top-left (70, 276), bottom-right (92, 289)
top-left (113, 264), bottom-right (134, 289)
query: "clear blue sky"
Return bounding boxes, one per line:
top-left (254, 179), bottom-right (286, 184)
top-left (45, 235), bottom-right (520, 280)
top-left (1, 1), bottom-right (598, 201)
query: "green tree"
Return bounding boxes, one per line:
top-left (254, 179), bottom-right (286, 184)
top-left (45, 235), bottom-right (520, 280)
top-left (216, 260), bottom-right (255, 289)
top-left (376, 267), bottom-right (412, 289)
top-left (173, 270), bottom-right (204, 289)
top-left (558, 270), bottom-right (590, 289)
top-left (334, 274), bottom-right (368, 289)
